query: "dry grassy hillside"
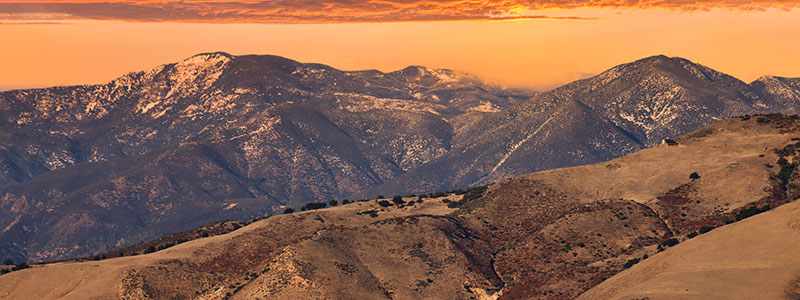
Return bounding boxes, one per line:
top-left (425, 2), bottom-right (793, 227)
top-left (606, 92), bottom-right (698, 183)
top-left (577, 199), bottom-right (800, 300)
top-left (1, 114), bottom-right (799, 300)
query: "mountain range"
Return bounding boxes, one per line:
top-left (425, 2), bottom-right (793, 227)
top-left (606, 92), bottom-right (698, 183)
top-left (2, 113), bottom-right (799, 300)
top-left (1, 53), bottom-right (800, 262)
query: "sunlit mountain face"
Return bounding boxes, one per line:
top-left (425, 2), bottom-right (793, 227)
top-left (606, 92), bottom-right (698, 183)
top-left (1, 53), bottom-right (799, 263)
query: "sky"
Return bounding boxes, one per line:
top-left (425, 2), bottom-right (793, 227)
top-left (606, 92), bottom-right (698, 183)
top-left (1, 1), bottom-right (799, 91)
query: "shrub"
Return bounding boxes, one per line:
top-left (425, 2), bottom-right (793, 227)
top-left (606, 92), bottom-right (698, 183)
top-left (283, 208), bottom-right (295, 214)
top-left (660, 238), bottom-right (679, 248)
top-left (689, 172), bottom-right (701, 180)
top-left (329, 199), bottom-right (338, 206)
top-left (2, 258), bottom-right (12, 266)
top-left (687, 231), bottom-right (699, 238)
top-left (342, 199), bottom-right (351, 204)
top-left (11, 262), bottom-right (29, 271)
top-left (735, 205), bottom-right (769, 221)
top-left (698, 226), bottom-right (713, 234)
top-left (431, 191), bottom-right (447, 198)
top-left (145, 245), bottom-right (156, 254)
top-left (461, 186), bottom-right (488, 202)
top-left (301, 202), bottom-right (327, 211)
top-left (377, 200), bottom-right (392, 207)
top-left (622, 258), bottom-right (640, 269)
top-left (392, 195), bottom-right (406, 205)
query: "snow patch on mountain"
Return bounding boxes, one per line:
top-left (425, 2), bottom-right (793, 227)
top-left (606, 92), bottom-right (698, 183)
top-left (335, 92), bottom-right (446, 115)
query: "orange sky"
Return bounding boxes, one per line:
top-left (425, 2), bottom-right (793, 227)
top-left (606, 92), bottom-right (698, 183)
top-left (1, 2), bottom-right (799, 91)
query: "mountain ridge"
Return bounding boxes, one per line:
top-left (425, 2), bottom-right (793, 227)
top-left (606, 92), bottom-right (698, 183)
top-left (2, 54), bottom-right (800, 263)
top-left (357, 54), bottom-right (800, 197)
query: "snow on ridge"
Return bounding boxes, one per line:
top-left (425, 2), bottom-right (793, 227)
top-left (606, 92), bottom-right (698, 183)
top-left (134, 53), bottom-right (232, 117)
top-left (334, 92), bottom-right (446, 115)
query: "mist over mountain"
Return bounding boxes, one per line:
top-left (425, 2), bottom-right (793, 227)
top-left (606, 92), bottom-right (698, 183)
top-left (1, 53), bottom-right (799, 262)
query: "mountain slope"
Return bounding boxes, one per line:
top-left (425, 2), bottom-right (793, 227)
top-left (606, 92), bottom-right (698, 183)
top-left (578, 198), bottom-right (800, 300)
top-left (361, 55), bottom-right (800, 197)
top-left (0, 53), bottom-right (530, 262)
top-left (1, 115), bottom-right (798, 299)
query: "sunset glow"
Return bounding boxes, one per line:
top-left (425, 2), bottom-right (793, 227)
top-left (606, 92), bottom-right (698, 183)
top-left (1, 2), bottom-right (799, 91)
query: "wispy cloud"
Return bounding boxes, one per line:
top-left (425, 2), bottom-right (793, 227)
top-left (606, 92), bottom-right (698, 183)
top-left (0, 1), bottom-right (796, 24)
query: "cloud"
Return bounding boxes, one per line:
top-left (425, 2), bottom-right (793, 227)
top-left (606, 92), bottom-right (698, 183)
top-left (0, 1), bottom-right (796, 24)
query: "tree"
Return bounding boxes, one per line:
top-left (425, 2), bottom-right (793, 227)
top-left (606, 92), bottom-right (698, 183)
top-left (392, 195), bottom-right (406, 205)
top-left (377, 200), bottom-right (392, 207)
top-left (11, 262), bottom-right (28, 271)
top-left (284, 208), bottom-right (295, 214)
top-left (3, 258), bottom-right (13, 266)
top-left (329, 199), bottom-right (338, 206)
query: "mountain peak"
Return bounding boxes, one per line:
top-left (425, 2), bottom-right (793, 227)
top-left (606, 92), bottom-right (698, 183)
top-left (190, 51), bottom-right (234, 59)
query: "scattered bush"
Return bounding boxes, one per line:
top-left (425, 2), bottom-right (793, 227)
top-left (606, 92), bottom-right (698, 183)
top-left (301, 202), bottom-right (327, 211)
top-left (357, 209), bottom-right (379, 218)
top-left (735, 205), bottom-right (769, 221)
top-left (698, 225), bottom-right (713, 234)
top-left (461, 186), bottom-right (488, 203)
top-left (660, 238), bottom-right (679, 248)
top-left (623, 258), bottom-right (640, 269)
top-left (774, 157), bottom-right (797, 191)
top-left (10, 262), bottom-right (28, 271)
top-left (430, 191), bottom-right (447, 198)
top-left (392, 195), bottom-right (406, 205)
